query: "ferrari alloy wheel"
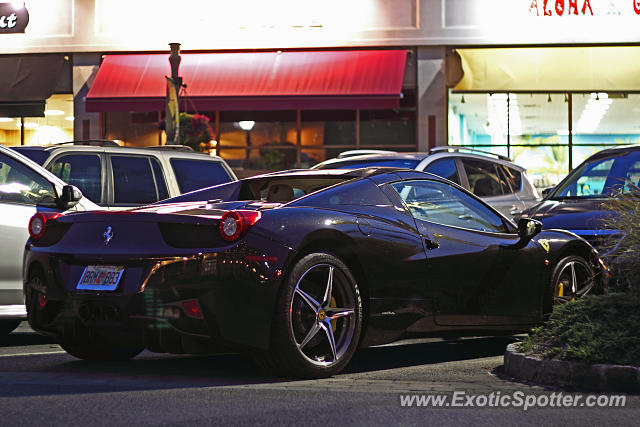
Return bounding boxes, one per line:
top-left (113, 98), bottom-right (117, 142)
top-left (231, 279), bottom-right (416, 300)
top-left (256, 252), bottom-right (362, 378)
top-left (551, 256), bottom-right (595, 305)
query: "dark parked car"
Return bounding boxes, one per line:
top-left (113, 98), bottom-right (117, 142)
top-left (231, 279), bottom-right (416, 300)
top-left (521, 144), bottom-right (640, 263)
top-left (24, 168), bottom-right (604, 378)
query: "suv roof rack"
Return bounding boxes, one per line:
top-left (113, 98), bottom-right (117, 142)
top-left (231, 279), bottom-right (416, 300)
top-left (144, 145), bottom-right (195, 152)
top-left (337, 149), bottom-right (397, 159)
top-left (429, 146), bottom-right (511, 161)
top-left (52, 139), bottom-right (121, 147)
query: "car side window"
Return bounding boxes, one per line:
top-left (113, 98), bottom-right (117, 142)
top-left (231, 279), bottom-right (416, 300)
top-left (111, 156), bottom-right (163, 205)
top-left (461, 159), bottom-right (509, 197)
top-left (498, 165), bottom-right (522, 194)
top-left (423, 159), bottom-right (460, 185)
top-left (48, 154), bottom-right (102, 202)
top-left (170, 159), bottom-right (233, 193)
top-left (390, 179), bottom-right (507, 233)
top-left (0, 152), bottom-right (57, 206)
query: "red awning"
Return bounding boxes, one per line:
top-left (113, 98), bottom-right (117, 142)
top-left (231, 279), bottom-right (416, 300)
top-left (85, 50), bottom-right (407, 112)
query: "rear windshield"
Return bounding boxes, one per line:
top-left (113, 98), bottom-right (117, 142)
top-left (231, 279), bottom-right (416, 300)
top-left (170, 158), bottom-right (234, 193)
top-left (10, 147), bottom-right (50, 166)
top-left (315, 158), bottom-right (421, 170)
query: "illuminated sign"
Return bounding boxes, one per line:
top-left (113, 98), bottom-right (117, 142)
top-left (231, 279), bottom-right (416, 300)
top-left (0, 2), bottom-right (28, 33)
top-left (528, 0), bottom-right (640, 16)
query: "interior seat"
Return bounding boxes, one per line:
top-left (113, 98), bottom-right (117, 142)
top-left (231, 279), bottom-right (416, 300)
top-left (266, 184), bottom-right (295, 203)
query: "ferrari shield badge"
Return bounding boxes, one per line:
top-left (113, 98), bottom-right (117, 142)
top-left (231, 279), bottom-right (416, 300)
top-left (538, 239), bottom-right (550, 253)
top-left (103, 226), bottom-right (114, 245)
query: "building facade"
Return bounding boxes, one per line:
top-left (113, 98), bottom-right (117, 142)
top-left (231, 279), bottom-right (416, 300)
top-left (1, 0), bottom-right (640, 182)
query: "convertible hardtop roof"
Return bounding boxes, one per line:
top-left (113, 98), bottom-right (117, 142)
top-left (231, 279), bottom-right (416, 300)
top-left (248, 167), bottom-right (409, 180)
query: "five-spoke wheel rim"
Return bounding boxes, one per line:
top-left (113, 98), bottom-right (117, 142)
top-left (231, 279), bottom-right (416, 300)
top-left (554, 260), bottom-right (593, 304)
top-left (290, 263), bottom-right (356, 367)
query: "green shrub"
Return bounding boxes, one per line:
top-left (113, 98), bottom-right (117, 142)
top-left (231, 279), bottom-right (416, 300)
top-left (520, 293), bottom-right (640, 366)
top-left (600, 184), bottom-right (640, 293)
top-left (520, 183), bottom-right (640, 366)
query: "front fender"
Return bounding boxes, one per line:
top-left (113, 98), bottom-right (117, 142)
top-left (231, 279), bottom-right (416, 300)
top-left (534, 229), bottom-right (605, 285)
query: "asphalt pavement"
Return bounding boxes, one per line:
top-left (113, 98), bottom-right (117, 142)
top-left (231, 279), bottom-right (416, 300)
top-left (0, 323), bottom-right (637, 426)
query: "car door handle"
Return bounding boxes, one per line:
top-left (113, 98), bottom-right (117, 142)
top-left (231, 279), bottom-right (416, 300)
top-left (424, 237), bottom-right (440, 250)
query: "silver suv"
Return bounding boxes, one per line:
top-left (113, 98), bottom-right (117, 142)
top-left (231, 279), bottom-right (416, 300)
top-left (12, 141), bottom-right (237, 208)
top-left (313, 147), bottom-right (539, 218)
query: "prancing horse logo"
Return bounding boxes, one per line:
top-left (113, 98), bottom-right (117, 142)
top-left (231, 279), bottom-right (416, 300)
top-left (103, 226), bottom-right (113, 245)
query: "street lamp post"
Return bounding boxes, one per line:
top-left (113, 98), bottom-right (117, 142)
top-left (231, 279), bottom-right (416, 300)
top-left (238, 120), bottom-right (255, 166)
top-left (166, 42), bottom-right (183, 145)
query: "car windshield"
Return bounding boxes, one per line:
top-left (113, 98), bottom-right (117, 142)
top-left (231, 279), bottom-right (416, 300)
top-left (315, 158), bottom-right (421, 170)
top-left (551, 150), bottom-right (640, 199)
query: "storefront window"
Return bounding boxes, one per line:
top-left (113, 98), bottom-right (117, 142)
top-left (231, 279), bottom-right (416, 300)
top-left (448, 93), bottom-right (509, 158)
top-left (104, 111), bottom-right (162, 147)
top-left (359, 109), bottom-right (416, 150)
top-left (571, 93), bottom-right (640, 167)
top-left (0, 94), bottom-right (74, 146)
top-left (217, 111), bottom-right (298, 173)
top-left (98, 92), bottom-right (416, 175)
top-left (213, 105), bottom-right (416, 174)
top-left (449, 91), bottom-right (640, 189)
top-left (302, 110), bottom-right (356, 161)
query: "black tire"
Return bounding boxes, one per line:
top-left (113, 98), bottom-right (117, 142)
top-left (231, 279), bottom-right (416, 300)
top-left (546, 255), bottom-right (596, 314)
top-left (0, 320), bottom-right (21, 337)
top-left (25, 268), bottom-right (44, 328)
top-left (59, 339), bottom-right (143, 362)
top-left (254, 252), bottom-right (363, 379)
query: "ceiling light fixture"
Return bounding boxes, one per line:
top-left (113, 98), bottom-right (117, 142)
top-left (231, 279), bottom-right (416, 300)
top-left (19, 122), bottom-right (40, 129)
top-left (238, 121), bottom-right (255, 131)
top-left (576, 96), bottom-right (612, 134)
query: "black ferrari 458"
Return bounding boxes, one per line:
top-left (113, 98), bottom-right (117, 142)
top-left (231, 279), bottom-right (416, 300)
top-left (24, 168), bottom-right (606, 378)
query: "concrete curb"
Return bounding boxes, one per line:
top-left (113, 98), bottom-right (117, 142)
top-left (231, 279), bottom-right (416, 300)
top-left (504, 343), bottom-right (640, 393)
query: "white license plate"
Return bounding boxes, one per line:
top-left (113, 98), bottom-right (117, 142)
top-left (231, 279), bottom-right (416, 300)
top-left (77, 265), bottom-right (124, 291)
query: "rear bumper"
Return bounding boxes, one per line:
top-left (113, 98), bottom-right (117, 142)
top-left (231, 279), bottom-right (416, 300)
top-left (24, 234), bottom-right (294, 352)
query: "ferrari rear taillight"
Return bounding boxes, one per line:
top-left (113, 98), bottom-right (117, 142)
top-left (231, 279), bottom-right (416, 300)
top-left (28, 212), bottom-right (62, 240)
top-left (219, 210), bottom-right (262, 242)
